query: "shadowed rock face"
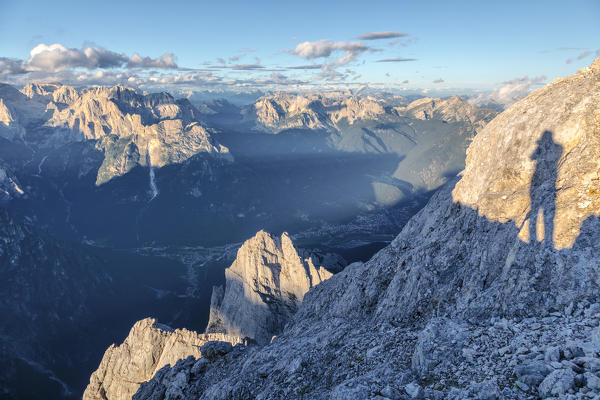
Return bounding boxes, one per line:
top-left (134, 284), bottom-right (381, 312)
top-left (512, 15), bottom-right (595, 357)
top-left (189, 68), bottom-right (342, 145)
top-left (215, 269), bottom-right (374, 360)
top-left (83, 318), bottom-right (242, 400)
top-left (206, 230), bottom-right (344, 344)
top-left (131, 58), bottom-right (600, 400)
top-left (0, 160), bottom-right (24, 202)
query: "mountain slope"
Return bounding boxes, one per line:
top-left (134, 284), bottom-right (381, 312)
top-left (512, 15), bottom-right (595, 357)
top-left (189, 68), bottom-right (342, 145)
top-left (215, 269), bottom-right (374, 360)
top-left (133, 57), bottom-right (600, 400)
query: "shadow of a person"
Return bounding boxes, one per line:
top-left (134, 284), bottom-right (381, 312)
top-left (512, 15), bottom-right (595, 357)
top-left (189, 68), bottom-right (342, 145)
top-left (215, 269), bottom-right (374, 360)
top-left (527, 131), bottom-right (562, 246)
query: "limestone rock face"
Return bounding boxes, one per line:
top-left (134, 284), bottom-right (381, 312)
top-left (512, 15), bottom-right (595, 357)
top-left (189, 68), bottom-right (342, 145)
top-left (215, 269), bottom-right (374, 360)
top-left (397, 95), bottom-right (495, 129)
top-left (453, 58), bottom-right (600, 249)
top-left (0, 83), bottom-right (232, 185)
top-left (247, 92), bottom-right (391, 133)
top-left (247, 92), bottom-right (494, 135)
top-left (250, 93), bottom-right (332, 132)
top-left (83, 318), bottom-right (241, 400)
top-left (206, 230), bottom-right (343, 343)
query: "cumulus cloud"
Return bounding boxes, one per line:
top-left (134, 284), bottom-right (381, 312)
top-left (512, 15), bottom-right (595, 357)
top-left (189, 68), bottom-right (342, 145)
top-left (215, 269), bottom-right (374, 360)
top-left (469, 75), bottom-right (547, 108)
top-left (127, 53), bottom-right (177, 69)
top-left (0, 58), bottom-right (28, 75)
top-left (376, 57), bottom-right (417, 62)
top-left (433, 78), bottom-right (444, 83)
top-left (28, 44), bottom-right (127, 71)
top-left (357, 31), bottom-right (408, 40)
top-left (24, 43), bottom-right (179, 72)
top-left (294, 40), bottom-right (369, 66)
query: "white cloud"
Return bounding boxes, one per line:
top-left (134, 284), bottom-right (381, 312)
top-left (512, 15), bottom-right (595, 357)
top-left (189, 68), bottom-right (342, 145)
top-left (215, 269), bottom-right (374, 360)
top-left (25, 43), bottom-right (178, 72)
top-left (28, 43), bottom-right (127, 71)
top-left (294, 40), bottom-right (369, 66)
top-left (0, 58), bottom-right (28, 75)
top-left (469, 75), bottom-right (547, 108)
top-left (127, 53), bottom-right (177, 69)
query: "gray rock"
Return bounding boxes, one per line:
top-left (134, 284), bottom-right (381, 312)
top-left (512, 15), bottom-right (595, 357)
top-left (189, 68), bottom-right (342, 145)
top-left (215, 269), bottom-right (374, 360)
top-left (200, 341), bottom-right (233, 362)
top-left (539, 368), bottom-right (576, 398)
top-left (404, 382), bottom-right (423, 399)
top-left (585, 372), bottom-right (600, 390)
top-left (545, 346), bottom-right (562, 362)
top-left (411, 318), bottom-right (468, 379)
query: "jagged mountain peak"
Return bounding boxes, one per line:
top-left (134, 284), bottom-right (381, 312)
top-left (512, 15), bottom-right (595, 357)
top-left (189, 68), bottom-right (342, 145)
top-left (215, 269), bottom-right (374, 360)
top-left (206, 230), bottom-right (344, 343)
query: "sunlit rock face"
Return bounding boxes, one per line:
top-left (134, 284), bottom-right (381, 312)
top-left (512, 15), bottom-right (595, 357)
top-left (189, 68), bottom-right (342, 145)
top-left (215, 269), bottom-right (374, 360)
top-left (206, 230), bottom-right (344, 344)
top-left (0, 83), bottom-right (232, 185)
top-left (83, 318), bottom-right (242, 400)
top-left (247, 92), bottom-right (391, 133)
top-left (247, 91), bottom-right (496, 135)
top-left (453, 58), bottom-right (600, 249)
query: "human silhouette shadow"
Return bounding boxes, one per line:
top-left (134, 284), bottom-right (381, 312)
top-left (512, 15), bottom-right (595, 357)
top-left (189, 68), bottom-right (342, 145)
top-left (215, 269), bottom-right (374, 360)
top-left (526, 131), bottom-right (562, 246)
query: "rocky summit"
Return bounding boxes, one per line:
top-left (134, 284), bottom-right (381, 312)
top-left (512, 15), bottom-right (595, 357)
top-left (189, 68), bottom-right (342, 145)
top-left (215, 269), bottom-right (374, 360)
top-left (129, 58), bottom-right (600, 399)
top-left (206, 230), bottom-right (344, 344)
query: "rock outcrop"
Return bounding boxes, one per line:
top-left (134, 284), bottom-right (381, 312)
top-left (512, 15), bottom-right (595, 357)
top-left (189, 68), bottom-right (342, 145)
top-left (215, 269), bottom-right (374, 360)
top-left (206, 230), bottom-right (344, 343)
top-left (83, 318), bottom-right (242, 400)
top-left (131, 58), bottom-right (600, 400)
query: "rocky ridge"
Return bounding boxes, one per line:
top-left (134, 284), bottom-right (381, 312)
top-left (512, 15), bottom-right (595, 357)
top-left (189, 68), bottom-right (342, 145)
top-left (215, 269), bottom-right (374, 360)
top-left (130, 58), bottom-right (600, 399)
top-left (83, 318), bottom-right (242, 400)
top-left (246, 91), bottom-right (494, 135)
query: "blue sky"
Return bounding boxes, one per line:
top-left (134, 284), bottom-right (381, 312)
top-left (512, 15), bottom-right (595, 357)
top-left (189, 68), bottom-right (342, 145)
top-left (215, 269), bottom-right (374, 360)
top-left (0, 0), bottom-right (598, 96)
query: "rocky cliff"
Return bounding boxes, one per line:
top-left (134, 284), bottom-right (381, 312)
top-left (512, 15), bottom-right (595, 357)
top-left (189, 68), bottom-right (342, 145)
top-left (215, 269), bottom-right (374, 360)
top-left (206, 230), bottom-right (344, 343)
top-left (83, 318), bottom-right (242, 400)
top-left (0, 83), bottom-right (232, 185)
top-left (132, 58), bottom-right (600, 400)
